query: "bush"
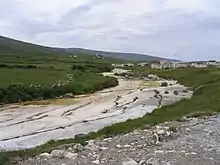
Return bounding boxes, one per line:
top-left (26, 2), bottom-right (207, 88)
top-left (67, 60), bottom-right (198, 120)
top-left (160, 82), bottom-right (168, 87)
top-left (0, 74), bottom-right (119, 104)
top-left (71, 63), bottom-right (113, 73)
top-left (173, 90), bottom-right (179, 95)
top-left (164, 91), bottom-right (169, 94)
top-left (0, 64), bottom-right (38, 69)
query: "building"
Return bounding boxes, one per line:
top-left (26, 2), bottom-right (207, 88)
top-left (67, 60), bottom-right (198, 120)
top-left (137, 62), bottom-right (148, 67)
top-left (112, 64), bottom-right (125, 67)
top-left (172, 62), bottom-right (190, 68)
top-left (112, 63), bottom-right (135, 67)
top-left (151, 61), bottom-right (172, 69)
top-left (190, 62), bottom-right (208, 68)
top-left (125, 63), bottom-right (135, 67)
top-left (206, 60), bottom-right (219, 67)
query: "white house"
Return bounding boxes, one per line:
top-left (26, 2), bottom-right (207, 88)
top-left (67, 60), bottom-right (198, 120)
top-left (190, 62), bottom-right (208, 68)
top-left (137, 62), bottom-right (148, 67)
top-left (151, 63), bottom-right (172, 69)
top-left (112, 63), bottom-right (135, 67)
top-left (172, 62), bottom-right (190, 68)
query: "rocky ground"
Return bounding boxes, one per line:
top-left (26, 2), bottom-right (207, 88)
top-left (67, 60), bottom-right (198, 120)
top-left (18, 114), bottom-right (220, 165)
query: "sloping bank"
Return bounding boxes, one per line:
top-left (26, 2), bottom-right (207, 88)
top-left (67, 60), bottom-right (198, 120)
top-left (0, 68), bottom-right (219, 165)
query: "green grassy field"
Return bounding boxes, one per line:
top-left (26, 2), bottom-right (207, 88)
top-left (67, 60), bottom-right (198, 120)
top-left (0, 54), bottom-right (120, 104)
top-left (1, 67), bottom-right (220, 165)
top-left (0, 68), bottom-right (67, 88)
top-left (0, 53), bottom-right (123, 87)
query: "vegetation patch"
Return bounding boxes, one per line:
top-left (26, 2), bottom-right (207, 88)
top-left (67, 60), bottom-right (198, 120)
top-left (0, 72), bottom-right (118, 104)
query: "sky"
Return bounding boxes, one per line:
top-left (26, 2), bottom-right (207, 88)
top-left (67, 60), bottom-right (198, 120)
top-left (0, 0), bottom-right (220, 61)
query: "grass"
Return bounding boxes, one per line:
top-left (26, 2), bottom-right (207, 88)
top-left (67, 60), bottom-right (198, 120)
top-left (22, 98), bottom-right (78, 106)
top-left (140, 81), bottom-right (159, 87)
top-left (0, 54), bottom-right (119, 104)
top-left (0, 54), bottom-right (119, 88)
top-left (0, 68), bottom-right (67, 88)
top-left (1, 67), bottom-right (220, 164)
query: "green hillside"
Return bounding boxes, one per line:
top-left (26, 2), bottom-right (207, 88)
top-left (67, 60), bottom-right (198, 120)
top-left (0, 35), bottom-right (169, 62)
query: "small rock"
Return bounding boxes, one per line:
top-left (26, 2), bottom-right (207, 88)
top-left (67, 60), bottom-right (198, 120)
top-left (51, 150), bottom-right (65, 158)
top-left (64, 152), bottom-right (78, 159)
top-left (163, 161), bottom-right (172, 165)
top-left (157, 130), bottom-right (166, 135)
top-left (122, 158), bottom-right (138, 165)
top-left (156, 126), bottom-right (163, 130)
top-left (39, 153), bottom-right (51, 158)
top-left (116, 144), bottom-right (122, 148)
top-left (166, 131), bottom-right (172, 136)
top-left (73, 143), bottom-right (84, 152)
top-left (85, 140), bottom-right (98, 151)
top-left (99, 147), bottom-right (108, 151)
top-left (103, 138), bottom-right (112, 142)
top-left (154, 150), bottom-right (164, 154)
top-left (139, 158), bottom-right (146, 164)
top-left (137, 145), bottom-right (143, 149)
top-left (155, 141), bottom-right (161, 145)
top-left (92, 154), bottom-right (100, 159)
top-left (67, 147), bottom-right (73, 151)
top-left (124, 144), bottom-right (132, 148)
top-left (190, 152), bottom-right (197, 155)
top-left (146, 157), bottom-right (160, 165)
top-left (92, 160), bottom-right (100, 164)
top-left (153, 133), bottom-right (160, 144)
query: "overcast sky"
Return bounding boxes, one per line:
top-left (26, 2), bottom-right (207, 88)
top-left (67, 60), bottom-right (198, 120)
top-left (0, 0), bottom-right (220, 61)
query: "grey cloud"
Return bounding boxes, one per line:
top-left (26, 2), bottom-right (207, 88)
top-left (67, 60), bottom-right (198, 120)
top-left (1, 0), bottom-right (220, 61)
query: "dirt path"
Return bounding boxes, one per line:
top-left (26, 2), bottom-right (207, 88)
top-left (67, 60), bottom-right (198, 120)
top-left (0, 70), bottom-right (192, 151)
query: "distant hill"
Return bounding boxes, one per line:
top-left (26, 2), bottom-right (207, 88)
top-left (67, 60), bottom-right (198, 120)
top-left (0, 36), bottom-right (65, 56)
top-left (66, 48), bottom-right (169, 62)
top-left (0, 35), bottom-right (171, 62)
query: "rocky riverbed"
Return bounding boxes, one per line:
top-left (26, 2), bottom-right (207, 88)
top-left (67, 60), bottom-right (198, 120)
top-left (18, 114), bottom-right (220, 165)
top-left (0, 69), bottom-right (192, 150)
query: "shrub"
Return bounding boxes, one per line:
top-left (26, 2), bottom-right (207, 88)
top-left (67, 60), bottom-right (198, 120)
top-left (168, 126), bottom-right (177, 132)
top-left (0, 74), bottom-right (118, 104)
top-left (173, 90), bottom-right (179, 95)
top-left (160, 82), bottom-right (168, 87)
top-left (164, 91), bottom-right (169, 94)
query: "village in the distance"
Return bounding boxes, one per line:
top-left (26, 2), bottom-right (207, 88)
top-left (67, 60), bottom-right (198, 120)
top-left (113, 60), bottom-right (220, 69)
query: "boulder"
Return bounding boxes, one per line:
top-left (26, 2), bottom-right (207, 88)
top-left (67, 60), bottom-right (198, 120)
top-left (39, 153), bottom-right (52, 158)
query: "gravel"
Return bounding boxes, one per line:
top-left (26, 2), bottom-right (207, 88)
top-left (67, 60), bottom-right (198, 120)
top-left (18, 115), bottom-right (220, 165)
